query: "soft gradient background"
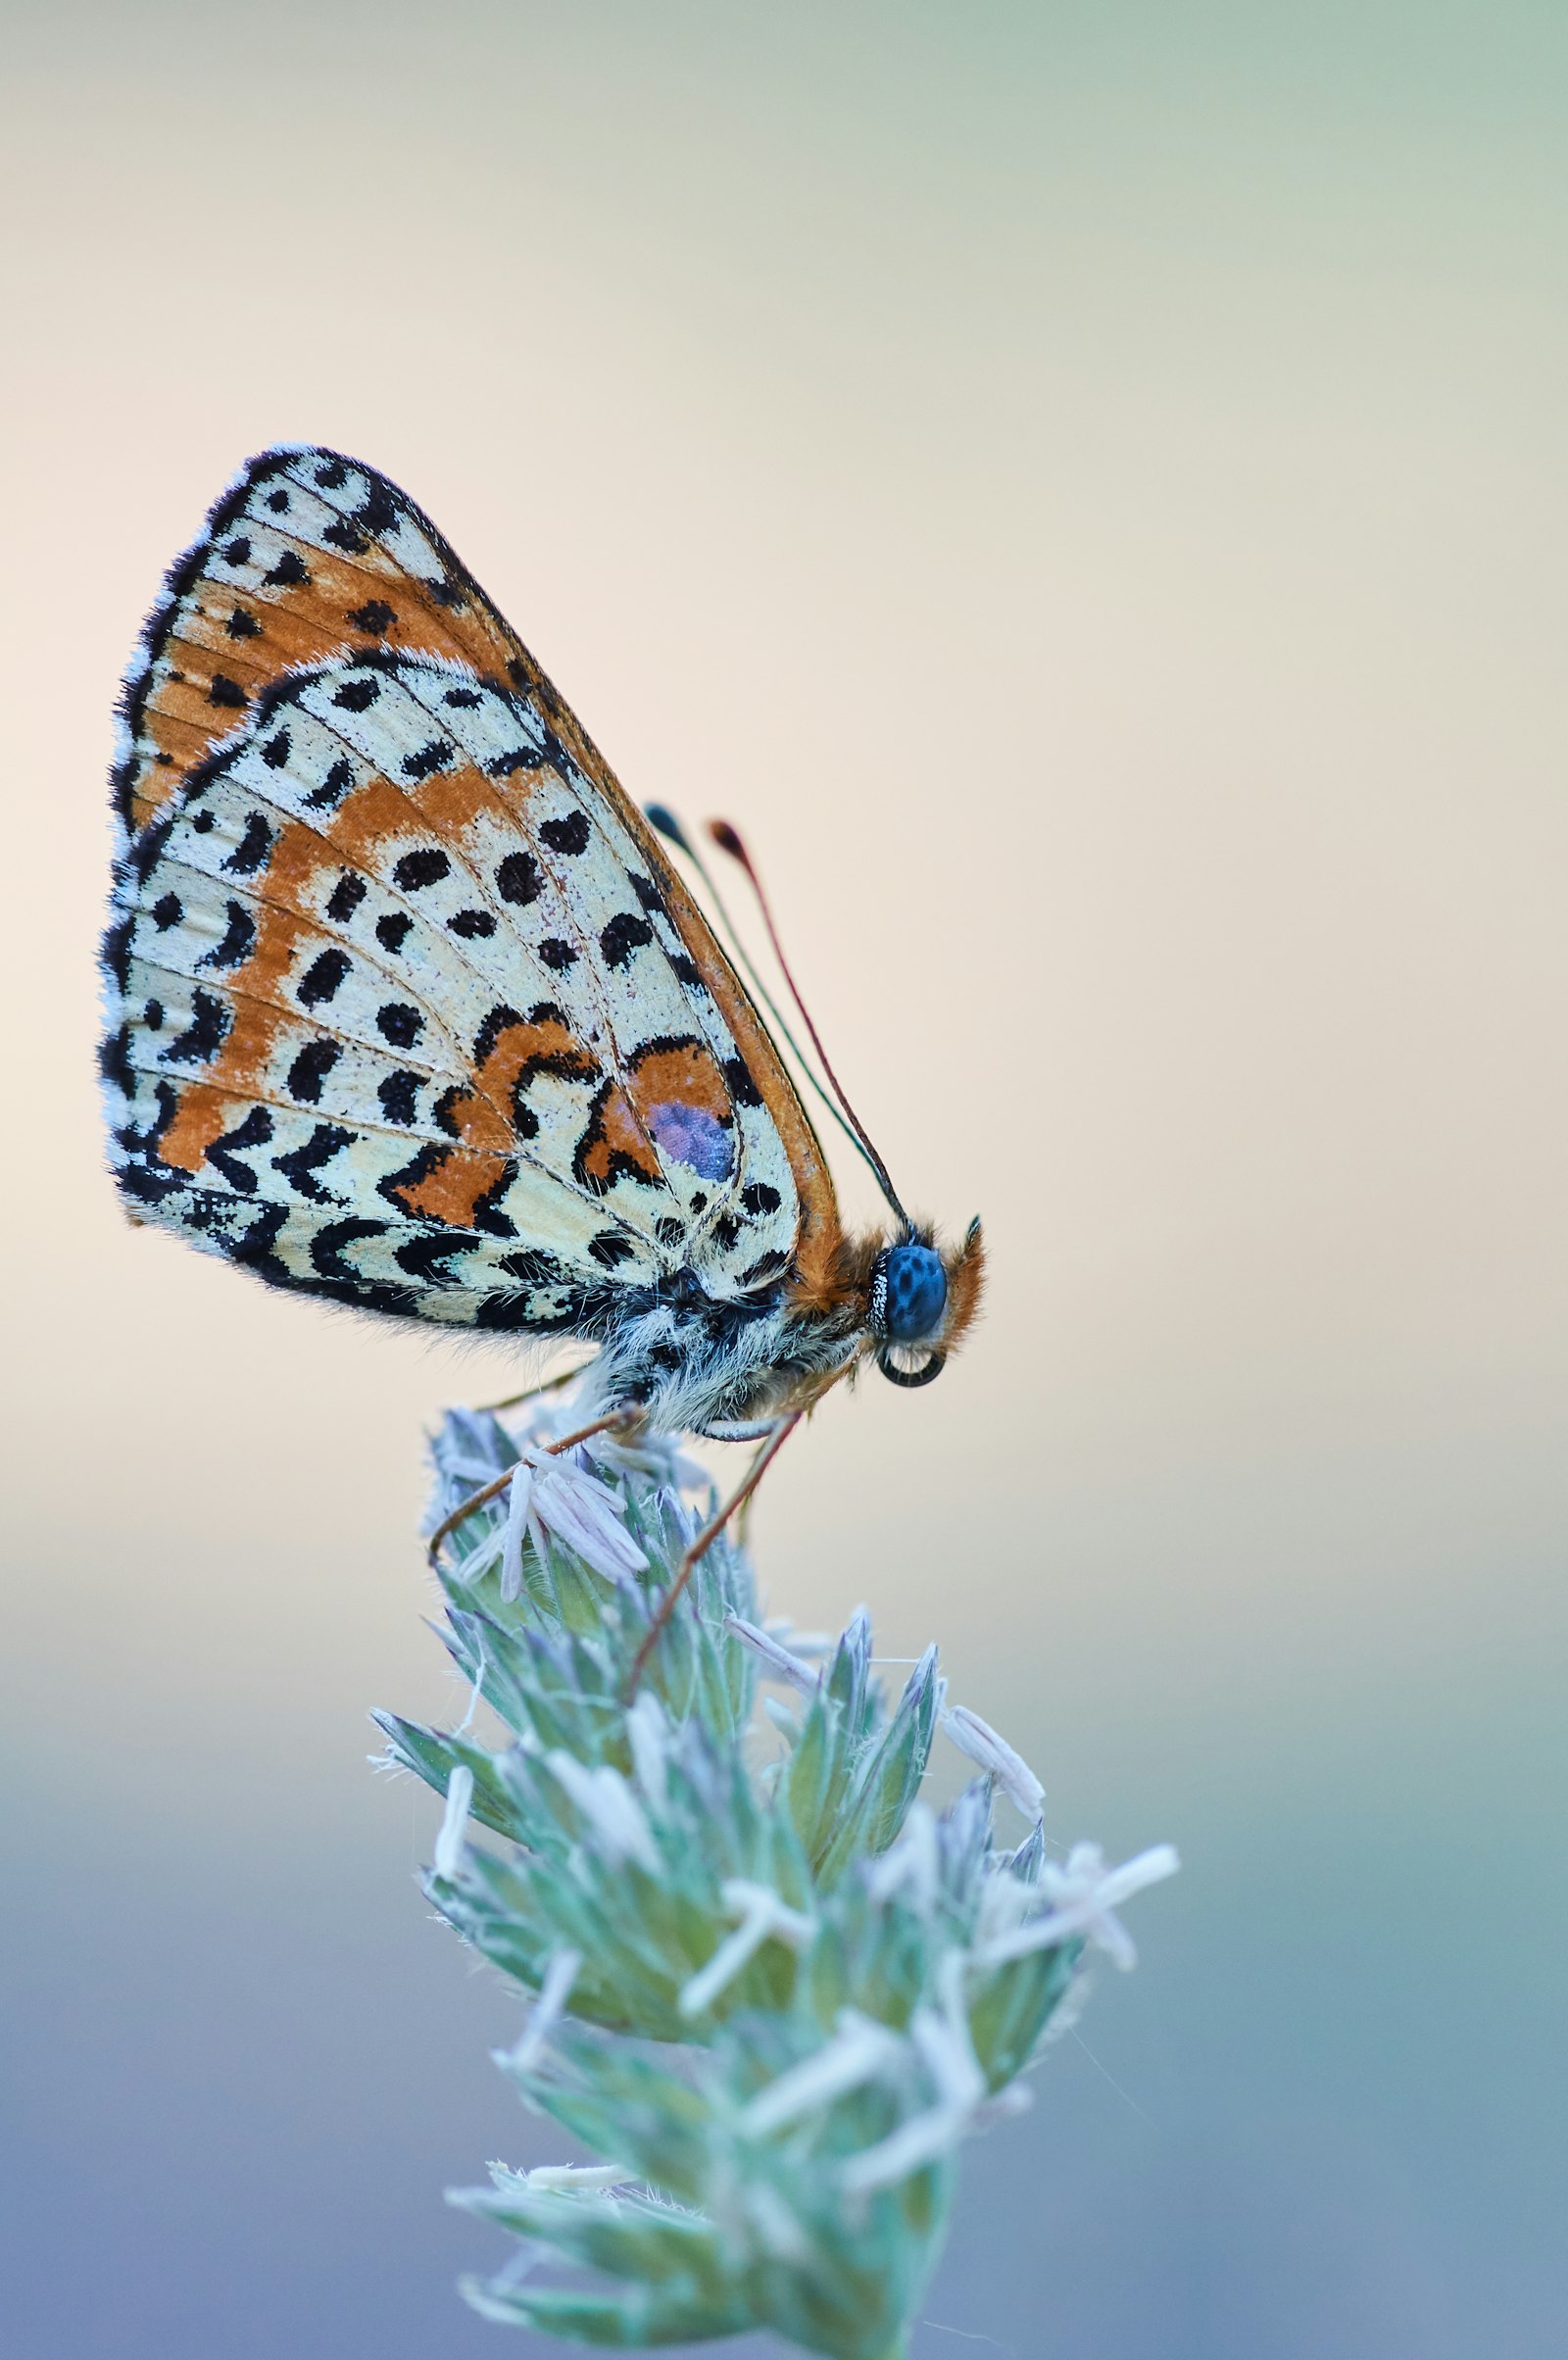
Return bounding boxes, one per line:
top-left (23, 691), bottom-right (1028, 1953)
top-left (2, 5), bottom-right (1563, 2355)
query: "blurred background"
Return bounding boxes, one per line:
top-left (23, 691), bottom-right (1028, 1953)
top-left (1, 4), bottom-right (1563, 2354)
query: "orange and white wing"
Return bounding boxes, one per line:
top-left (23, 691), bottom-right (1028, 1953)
top-left (101, 447), bottom-right (839, 1330)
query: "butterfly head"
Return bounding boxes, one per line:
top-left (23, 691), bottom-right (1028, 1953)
top-left (865, 1216), bottom-right (985, 1388)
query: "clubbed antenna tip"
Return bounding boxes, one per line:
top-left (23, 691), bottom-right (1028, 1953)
top-left (643, 802), bottom-right (692, 855)
top-left (707, 817), bottom-right (748, 864)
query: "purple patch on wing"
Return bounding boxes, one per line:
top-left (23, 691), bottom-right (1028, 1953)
top-left (647, 1101), bottom-right (734, 1181)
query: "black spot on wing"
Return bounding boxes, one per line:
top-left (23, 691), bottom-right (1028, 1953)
top-left (539, 811), bottom-right (590, 856)
top-left (222, 813), bottom-right (273, 876)
top-left (98, 1023), bottom-right (133, 1095)
top-left (469, 1161), bottom-right (519, 1240)
top-left (197, 899), bottom-right (256, 971)
top-left (271, 1122), bottom-right (355, 1202)
top-left (101, 915), bottom-right (134, 990)
top-left (487, 748), bottom-right (548, 780)
top-left (375, 912), bottom-right (414, 954)
top-left (207, 673), bottom-right (247, 711)
top-left (588, 1231), bottom-right (636, 1268)
top-left (166, 988), bottom-right (230, 1066)
top-left (261, 728), bottom-right (291, 769)
top-left (431, 1086), bottom-right (466, 1140)
top-left (309, 1217), bottom-right (387, 1283)
top-left (448, 910), bottom-right (495, 940)
top-left (472, 1287), bottom-right (580, 1334)
top-left (378, 1070), bottom-right (420, 1125)
top-left (741, 1181), bottom-right (781, 1215)
top-left (723, 1055), bottom-right (762, 1108)
top-left (204, 1106), bottom-right (274, 1193)
top-left (375, 1141), bottom-right (451, 1218)
top-left (473, 1004), bottom-right (523, 1067)
top-left (355, 480), bottom-right (399, 539)
top-left (287, 1038), bottom-right (341, 1104)
top-left (737, 1249), bottom-right (790, 1287)
top-left (402, 739), bottom-right (454, 782)
top-left (392, 847), bottom-right (450, 891)
top-left (226, 1198), bottom-right (290, 1272)
top-left (298, 948), bottom-right (351, 1007)
top-left (130, 813), bottom-right (175, 884)
top-left (225, 608), bottom-right (261, 640)
top-left (305, 757), bottom-right (354, 811)
top-left (395, 1230), bottom-right (472, 1284)
top-left (376, 1003), bottom-right (422, 1048)
top-left (263, 549), bottom-right (309, 589)
top-left (600, 912), bottom-right (654, 969)
top-left (490, 1247), bottom-right (557, 1287)
top-left (496, 852), bottom-right (541, 906)
top-left (325, 872), bottom-right (367, 923)
top-left (348, 599), bottom-right (396, 636)
top-left (333, 676), bottom-right (380, 713)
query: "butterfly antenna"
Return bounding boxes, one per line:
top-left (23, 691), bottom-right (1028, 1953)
top-left (643, 804), bottom-right (884, 1184)
top-left (704, 818), bottom-right (912, 1230)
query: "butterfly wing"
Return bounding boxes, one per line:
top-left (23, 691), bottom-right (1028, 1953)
top-left (103, 448), bottom-right (841, 1332)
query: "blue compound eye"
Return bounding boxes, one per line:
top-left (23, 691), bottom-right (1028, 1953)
top-left (881, 1243), bottom-right (948, 1344)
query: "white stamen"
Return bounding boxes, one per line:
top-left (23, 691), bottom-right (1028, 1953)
top-left (678, 1881), bottom-right (816, 2019)
top-left (453, 1638), bottom-right (487, 1740)
top-left (518, 2162), bottom-right (634, 2193)
top-left (725, 1615), bottom-right (820, 1696)
top-left (624, 1692), bottom-right (670, 1815)
top-left (499, 1946), bottom-right (583, 2076)
top-left (763, 1619), bottom-right (836, 1658)
top-left (840, 1948), bottom-right (988, 2193)
top-left (741, 2009), bottom-right (906, 2135)
top-left (529, 1447), bottom-right (648, 1583)
top-left (942, 1705), bottom-right (1045, 1823)
top-left (975, 1843), bottom-right (1180, 1971)
top-left (909, 2003), bottom-right (985, 2116)
top-left (433, 1764), bottom-right (473, 1880)
top-left (501, 1461), bottom-right (534, 1602)
top-left (545, 1753), bottom-right (660, 1872)
top-left (840, 2101), bottom-right (968, 2194)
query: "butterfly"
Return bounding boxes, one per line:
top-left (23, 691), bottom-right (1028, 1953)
top-left (100, 447), bottom-right (985, 1467)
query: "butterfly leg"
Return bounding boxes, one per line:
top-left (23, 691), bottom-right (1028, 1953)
top-left (626, 1410), bottom-right (804, 1695)
top-left (426, 1410), bottom-right (642, 1569)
